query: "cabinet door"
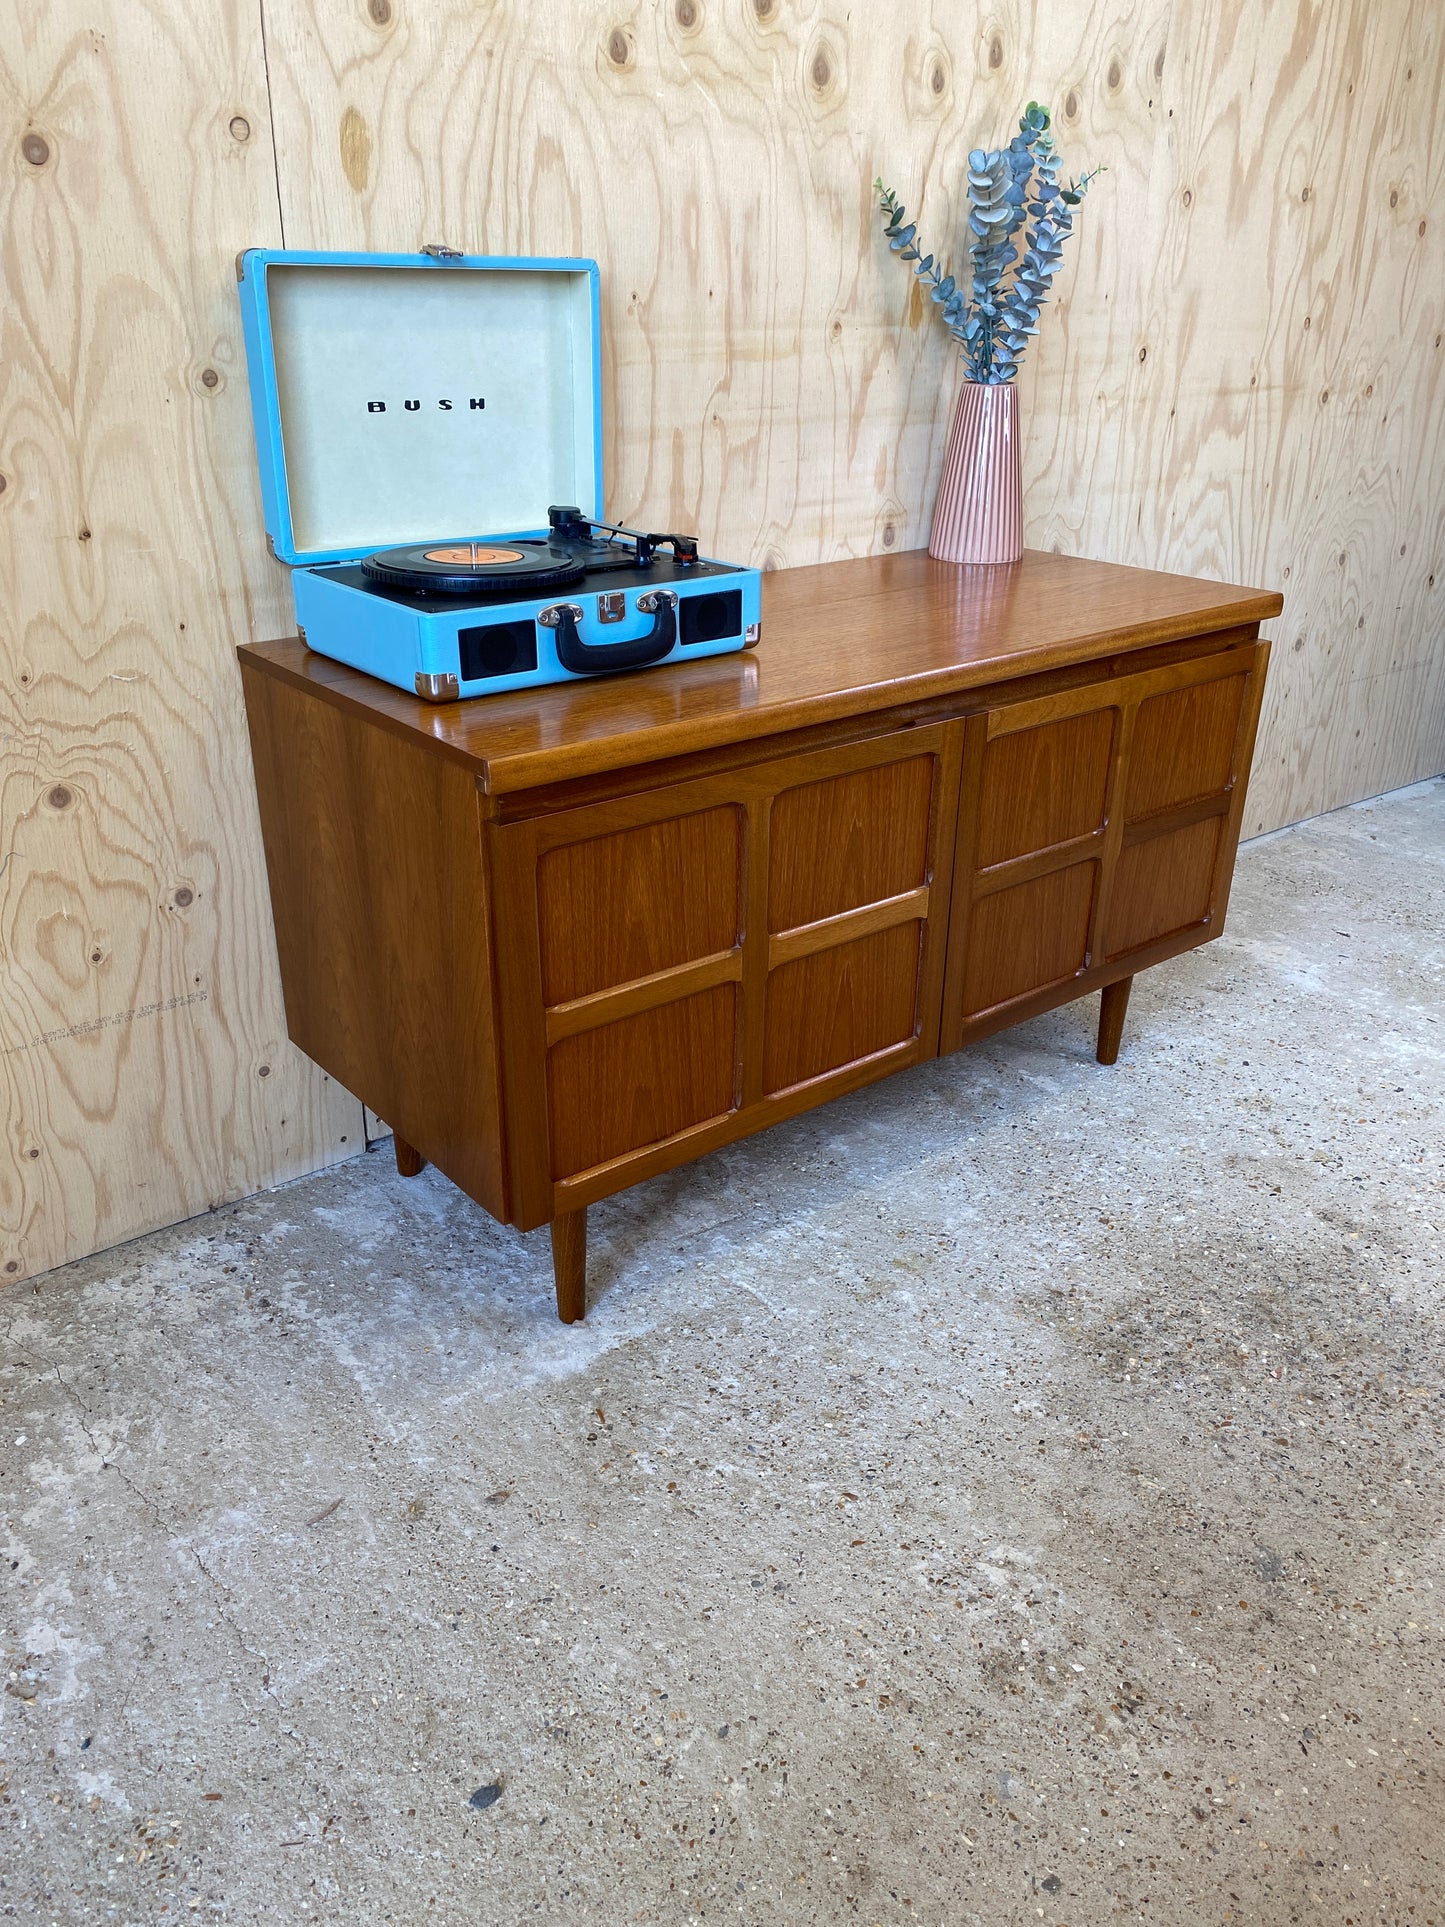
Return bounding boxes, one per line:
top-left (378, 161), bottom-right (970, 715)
top-left (490, 722), bottom-right (963, 1226)
top-left (940, 639), bottom-right (1268, 1051)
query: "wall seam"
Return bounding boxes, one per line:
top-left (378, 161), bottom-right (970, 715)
top-left (256, 0), bottom-right (288, 245)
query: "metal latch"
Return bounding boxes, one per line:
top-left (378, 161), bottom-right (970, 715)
top-left (421, 243), bottom-right (463, 261)
top-left (597, 592), bottom-right (626, 624)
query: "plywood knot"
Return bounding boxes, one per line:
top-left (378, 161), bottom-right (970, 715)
top-left (339, 105), bottom-right (372, 194)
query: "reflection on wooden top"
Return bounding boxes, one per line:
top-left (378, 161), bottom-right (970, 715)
top-left (239, 547), bottom-right (1282, 794)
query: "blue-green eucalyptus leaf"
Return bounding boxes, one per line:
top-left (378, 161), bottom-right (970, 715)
top-left (877, 108), bottom-right (1099, 378)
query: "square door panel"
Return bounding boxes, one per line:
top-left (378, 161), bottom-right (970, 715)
top-left (1107, 818), bottom-right (1221, 957)
top-left (537, 805), bottom-right (741, 1005)
top-left (763, 922), bottom-right (922, 1093)
top-left (1124, 674), bottom-right (1245, 821)
top-left (961, 862), bottom-right (1096, 1018)
top-left (769, 756), bottom-right (933, 931)
top-left (547, 985), bottom-right (737, 1179)
top-left (977, 709), bottom-right (1114, 868)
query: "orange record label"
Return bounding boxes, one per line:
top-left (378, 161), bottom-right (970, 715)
top-left (423, 544), bottom-right (527, 567)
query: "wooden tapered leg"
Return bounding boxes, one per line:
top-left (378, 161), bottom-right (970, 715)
top-left (550, 1209), bottom-right (587, 1324)
top-left (394, 1134), bottom-right (426, 1177)
top-left (1096, 976), bottom-right (1134, 1066)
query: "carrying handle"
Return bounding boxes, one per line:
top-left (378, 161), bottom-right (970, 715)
top-left (539, 592), bottom-right (677, 676)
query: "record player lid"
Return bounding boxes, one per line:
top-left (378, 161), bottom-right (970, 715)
top-left (238, 249), bottom-right (602, 567)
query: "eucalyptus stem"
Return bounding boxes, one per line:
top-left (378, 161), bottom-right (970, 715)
top-left (876, 102), bottom-right (1103, 384)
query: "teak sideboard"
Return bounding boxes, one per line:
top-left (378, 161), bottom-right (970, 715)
top-left (239, 549), bottom-right (1282, 1321)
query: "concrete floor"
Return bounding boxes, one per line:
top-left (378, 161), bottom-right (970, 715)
top-left (3, 778), bottom-right (1443, 1927)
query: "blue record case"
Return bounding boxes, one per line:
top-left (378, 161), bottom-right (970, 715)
top-left (237, 248), bottom-right (760, 700)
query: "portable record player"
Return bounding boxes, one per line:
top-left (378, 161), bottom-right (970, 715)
top-left (237, 247), bottom-right (761, 700)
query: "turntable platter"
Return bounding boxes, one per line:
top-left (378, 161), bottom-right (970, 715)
top-left (361, 540), bottom-right (586, 597)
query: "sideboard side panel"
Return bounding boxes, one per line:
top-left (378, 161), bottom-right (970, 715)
top-left (241, 664), bottom-right (508, 1219)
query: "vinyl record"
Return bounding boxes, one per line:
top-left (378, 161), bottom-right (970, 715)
top-left (361, 540), bottom-right (586, 597)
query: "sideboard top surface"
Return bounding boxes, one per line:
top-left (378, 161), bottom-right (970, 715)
top-left (239, 547), bottom-right (1282, 794)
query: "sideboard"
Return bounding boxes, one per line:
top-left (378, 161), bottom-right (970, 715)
top-left (239, 549), bottom-right (1281, 1321)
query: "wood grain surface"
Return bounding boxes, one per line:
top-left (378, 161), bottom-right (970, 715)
top-left (484, 713), bottom-right (961, 1227)
top-left (3, 0), bottom-right (1441, 1281)
top-left (0, 2), bottom-right (358, 1284)
top-left (1016, 0), bottom-right (1445, 832)
top-left (239, 597), bottom-right (1265, 1284)
top-left (240, 662), bottom-right (508, 1220)
top-left (941, 636), bottom-right (1268, 1046)
top-left (239, 547), bottom-right (1279, 793)
top-left (537, 803), bottom-right (741, 1005)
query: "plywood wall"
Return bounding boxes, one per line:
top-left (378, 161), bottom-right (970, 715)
top-left (3, 0), bottom-right (1442, 1281)
top-left (0, 2), bottom-right (361, 1285)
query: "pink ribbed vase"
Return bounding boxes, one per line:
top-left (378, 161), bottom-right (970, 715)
top-left (928, 379), bottom-right (1023, 565)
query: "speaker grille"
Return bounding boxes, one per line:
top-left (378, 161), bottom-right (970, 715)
top-left (680, 590), bottom-right (742, 647)
top-left (458, 620), bottom-right (538, 682)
